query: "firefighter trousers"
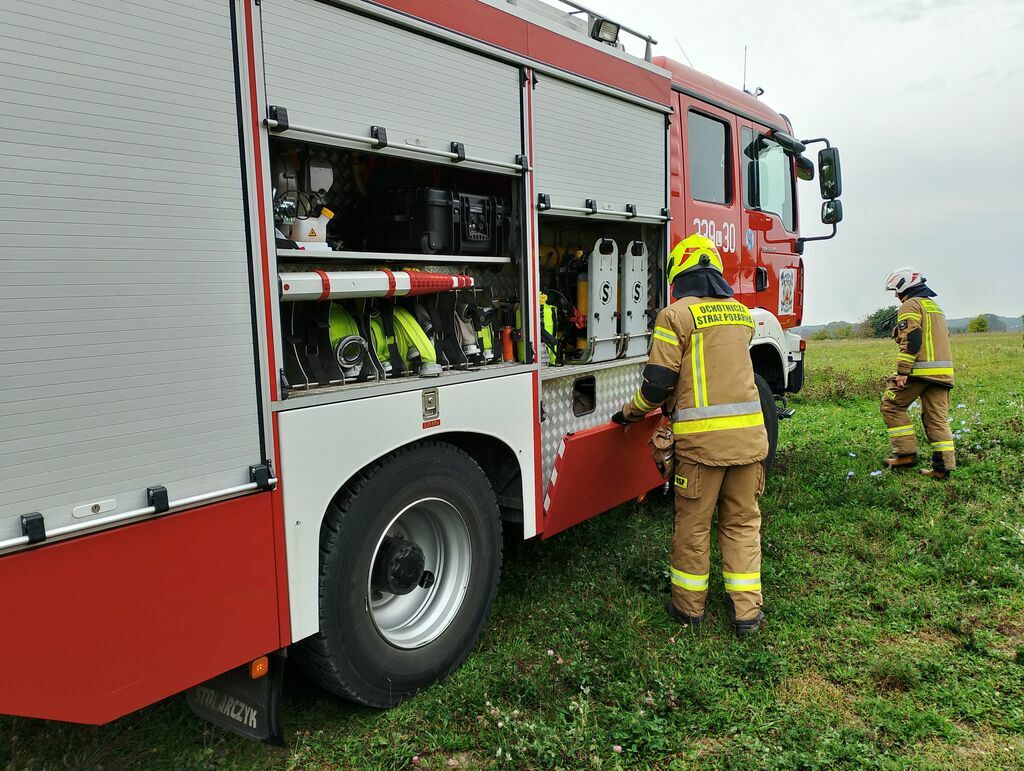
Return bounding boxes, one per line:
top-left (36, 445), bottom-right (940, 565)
top-left (670, 458), bottom-right (764, 621)
top-left (880, 376), bottom-right (956, 470)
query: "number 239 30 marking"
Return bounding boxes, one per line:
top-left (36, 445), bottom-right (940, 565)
top-left (692, 218), bottom-right (737, 254)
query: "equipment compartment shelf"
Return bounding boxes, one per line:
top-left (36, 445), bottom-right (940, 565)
top-left (276, 249), bottom-right (512, 265)
top-left (275, 361), bottom-right (534, 411)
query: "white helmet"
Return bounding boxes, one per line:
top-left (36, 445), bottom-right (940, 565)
top-left (883, 267), bottom-right (926, 293)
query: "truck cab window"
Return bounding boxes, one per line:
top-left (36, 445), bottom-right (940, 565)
top-left (743, 131), bottom-right (795, 232)
top-left (687, 111), bottom-right (731, 204)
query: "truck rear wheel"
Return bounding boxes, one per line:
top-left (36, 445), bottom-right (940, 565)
top-left (297, 442), bottom-right (502, 708)
top-left (755, 373), bottom-right (779, 475)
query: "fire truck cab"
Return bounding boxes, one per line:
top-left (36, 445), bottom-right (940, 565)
top-left (0, 0), bottom-right (841, 739)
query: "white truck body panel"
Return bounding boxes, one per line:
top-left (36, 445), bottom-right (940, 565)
top-left (278, 372), bottom-right (538, 641)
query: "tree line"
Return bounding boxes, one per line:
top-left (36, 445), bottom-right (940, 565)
top-left (808, 309), bottom-right (1021, 341)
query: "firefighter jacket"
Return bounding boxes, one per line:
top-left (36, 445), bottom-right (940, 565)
top-left (893, 297), bottom-right (954, 386)
top-left (622, 296), bottom-right (769, 466)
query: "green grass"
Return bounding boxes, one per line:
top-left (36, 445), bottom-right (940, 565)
top-left (3, 333), bottom-right (1023, 769)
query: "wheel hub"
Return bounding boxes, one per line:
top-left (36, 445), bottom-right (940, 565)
top-left (371, 536), bottom-right (425, 596)
top-left (367, 497), bottom-right (473, 649)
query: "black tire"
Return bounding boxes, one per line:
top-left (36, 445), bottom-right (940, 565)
top-left (296, 442), bottom-right (502, 708)
top-left (755, 373), bottom-right (779, 476)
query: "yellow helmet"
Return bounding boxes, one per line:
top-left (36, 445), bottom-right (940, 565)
top-left (667, 234), bottom-right (724, 283)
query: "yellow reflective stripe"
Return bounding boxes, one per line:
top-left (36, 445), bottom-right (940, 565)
top-left (673, 411), bottom-right (764, 435)
top-left (931, 440), bottom-right (955, 451)
top-left (897, 313), bottom-right (921, 322)
top-left (697, 335), bottom-right (708, 407)
top-left (671, 567), bottom-right (709, 591)
top-left (887, 424), bottom-right (915, 436)
top-left (912, 367), bottom-right (954, 376)
top-left (690, 332), bottom-right (708, 408)
top-left (652, 325), bottom-right (679, 345)
top-left (723, 571), bottom-right (762, 592)
top-left (924, 310), bottom-right (934, 362)
top-left (632, 391), bottom-right (656, 412)
top-left (897, 353), bottom-right (917, 361)
top-left (920, 299), bottom-right (943, 314)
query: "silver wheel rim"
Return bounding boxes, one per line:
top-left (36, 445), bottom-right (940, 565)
top-left (367, 497), bottom-right (472, 649)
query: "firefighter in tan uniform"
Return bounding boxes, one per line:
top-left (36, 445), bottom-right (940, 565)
top-left (612, 234), bottom-right (768, 636)
top-left (881, 268), bottom-right (956, 479)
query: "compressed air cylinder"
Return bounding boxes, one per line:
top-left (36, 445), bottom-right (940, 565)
top-left (620, 240), bottom-right (649, 357)
top-left (585, 238), bottom-right (619, 362)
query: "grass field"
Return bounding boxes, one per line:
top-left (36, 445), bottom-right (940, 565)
top-left (2, 333), bottom-right (1022, 769)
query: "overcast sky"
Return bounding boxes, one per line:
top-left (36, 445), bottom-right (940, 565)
top-left (583, 0), bottom-right (1024, 324)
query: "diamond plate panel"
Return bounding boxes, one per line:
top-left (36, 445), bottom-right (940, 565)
top-left (540, 362), bottom-right (645, 486)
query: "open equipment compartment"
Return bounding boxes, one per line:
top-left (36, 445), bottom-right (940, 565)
top-left (530, 70), bottom-right (670, 371)
top-left (259, 0), bottom-right (532, 399)
top-left (536, 219), bottom-right (665, 367)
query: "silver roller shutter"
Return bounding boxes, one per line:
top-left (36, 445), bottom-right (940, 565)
top-left (261, 0), bottom-right (523, 170)
top-left (0, 0), bottom-right (263, 545)
top-left (533, 75), bottom-right (667, 219)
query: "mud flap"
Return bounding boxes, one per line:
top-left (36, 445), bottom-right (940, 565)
top-left (185, 656), bottom-right (284, 745)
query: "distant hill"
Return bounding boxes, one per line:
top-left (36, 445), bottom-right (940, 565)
top-left (795, 313), bottom-right (1022, 337)
top-left (946, 314), bottom-right (1020, 333)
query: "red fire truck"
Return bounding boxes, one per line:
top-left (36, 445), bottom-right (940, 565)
top-left (0, 0), bottom-right (842, 741)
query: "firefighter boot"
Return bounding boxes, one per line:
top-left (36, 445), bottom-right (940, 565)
top-left (921, 454), bottom-right (951, 480)
top-left (666, 600), bottom-right (703, 630)
top-left (883, 454), bottom-right (917, 470)
top-left (725, 595), bottom-right (766, 637)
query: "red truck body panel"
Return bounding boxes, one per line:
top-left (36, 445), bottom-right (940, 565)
top-left (542, 414), bottom-right (665, 539)
top-left (0, 494), bottom-right (282, 724)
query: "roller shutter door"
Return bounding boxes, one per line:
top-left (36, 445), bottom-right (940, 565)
top-left (0, 0), bottom-right (263, 545)
top-left (261, 0), bottom-right (523, 169)
top-left (533, 75), bottom-right (666, 219)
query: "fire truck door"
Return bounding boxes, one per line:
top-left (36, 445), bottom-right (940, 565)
top-left (674, 95), bottom-right (745, 299)
top-left (740, 125), bottom-right (800, 323)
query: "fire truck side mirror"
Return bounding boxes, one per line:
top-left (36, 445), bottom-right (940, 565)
top-left (821, 199), bottom-right (844, 225)
top-left (818, 147), bottom-right (843, 199)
